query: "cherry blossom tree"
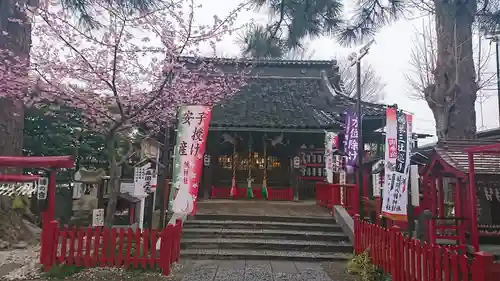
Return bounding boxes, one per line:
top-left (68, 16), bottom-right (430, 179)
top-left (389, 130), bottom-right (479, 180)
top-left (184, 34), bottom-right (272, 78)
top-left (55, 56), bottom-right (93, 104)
top-left (8, 0), bottom-right (249, 226)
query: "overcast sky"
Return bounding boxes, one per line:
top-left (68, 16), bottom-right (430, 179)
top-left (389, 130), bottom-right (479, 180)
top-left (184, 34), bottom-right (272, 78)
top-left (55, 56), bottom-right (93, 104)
top-left (191, 1), bottom-right (500, 144)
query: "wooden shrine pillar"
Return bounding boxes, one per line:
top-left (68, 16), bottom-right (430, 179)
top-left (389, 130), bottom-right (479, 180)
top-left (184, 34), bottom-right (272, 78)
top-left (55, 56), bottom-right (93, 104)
top-left (455, 179), bottom-right (466, 244)
top-left (430, 176), bottom-right (437, 216)
top-left (210, 131), bottom-right (222, 198)
top-left (437, 177), bottom-right (444, 217)
top-left (201, 132), bottom-right (219, 200)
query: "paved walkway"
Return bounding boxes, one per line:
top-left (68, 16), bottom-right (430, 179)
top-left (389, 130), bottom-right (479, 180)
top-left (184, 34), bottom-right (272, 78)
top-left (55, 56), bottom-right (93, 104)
top-left (195, 200), bottom-right (331, 217)
top-left (179, 260), bottom-right (334, 281)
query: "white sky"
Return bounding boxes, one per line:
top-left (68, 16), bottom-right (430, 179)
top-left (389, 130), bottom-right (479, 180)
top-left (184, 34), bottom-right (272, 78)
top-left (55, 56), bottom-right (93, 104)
top-left (193, 1), bottom-right (500, 145)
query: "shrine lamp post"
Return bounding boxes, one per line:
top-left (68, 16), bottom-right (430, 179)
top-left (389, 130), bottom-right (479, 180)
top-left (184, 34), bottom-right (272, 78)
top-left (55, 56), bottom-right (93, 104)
top-left (348, 39), bottom-right (375, 220)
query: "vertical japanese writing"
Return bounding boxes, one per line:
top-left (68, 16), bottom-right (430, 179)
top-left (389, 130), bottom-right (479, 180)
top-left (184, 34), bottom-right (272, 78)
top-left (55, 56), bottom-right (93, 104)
top-left (388, 138), bottom-right (397, 158)
top-left (344, 109), bottom-right (358, 166)
top-left (183, 161), bottom-right (189, 185)
top-left (396, 111), bottom-right (407, 174)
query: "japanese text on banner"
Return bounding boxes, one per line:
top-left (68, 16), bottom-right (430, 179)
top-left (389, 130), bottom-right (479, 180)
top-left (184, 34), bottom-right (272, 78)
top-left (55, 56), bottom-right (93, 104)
top-left (170, 105), bottom-right (211, 215)
top-left (344, 109), bottom-right (359, 167)
top-left (381, 108), bottom-right (412, 221)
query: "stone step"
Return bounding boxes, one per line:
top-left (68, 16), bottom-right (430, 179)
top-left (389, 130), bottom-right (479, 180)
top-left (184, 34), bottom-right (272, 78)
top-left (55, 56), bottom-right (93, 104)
top-left (181, 248), bottom-right (352, 262)
top-left (181, 238), bottom-right (352, 252)
top-left (182, 228), bottom-right (349, 241)
top-left (183, 220), bottom-right (342, 232)
top-left (192, 214), bottom-right (336, 224)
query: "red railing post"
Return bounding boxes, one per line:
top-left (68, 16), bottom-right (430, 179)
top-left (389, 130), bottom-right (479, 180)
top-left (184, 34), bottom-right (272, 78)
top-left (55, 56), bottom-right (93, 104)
top-left (353, 184), bottom-right (360, 216)
top-left (160, 225), bottom-right (174, 276)
top-left (390, 226), bottom-right (399, 281)
top-left (472, 252), bottom-right (494, 281)
top-left (172, 219), bottom-right (182, 262)
top-left (353, 215), bottom-right (360, 254)
top-left (42, 220), bottom-right (58, 272)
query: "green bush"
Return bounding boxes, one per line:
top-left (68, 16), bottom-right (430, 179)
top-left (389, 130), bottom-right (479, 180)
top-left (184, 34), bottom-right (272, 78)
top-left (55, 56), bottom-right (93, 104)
top-left (45, 264), bottom-right (84, 279)
top-left (346, 249), bottom-right (391, 281)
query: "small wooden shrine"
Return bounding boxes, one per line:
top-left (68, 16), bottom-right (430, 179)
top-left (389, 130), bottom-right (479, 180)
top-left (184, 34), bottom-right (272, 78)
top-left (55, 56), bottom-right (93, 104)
top-left (418, 140), bottom-right (500, 250)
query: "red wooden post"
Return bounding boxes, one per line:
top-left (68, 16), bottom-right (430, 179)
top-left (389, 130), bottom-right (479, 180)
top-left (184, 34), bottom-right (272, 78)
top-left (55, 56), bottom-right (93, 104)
top-left (108, 228), bottom-right (117, 266)
top-left (75, 228), bottom-right (85, 266)
top-left (472, 252), bottom-right (494, 281)
top-left (129, 206), bottom-right (135, 225)
top-left (455, 179), bottom-right (465, 245)
top-left (390, 226), bottom-right (399, 280)
top-left (468, 152), bottom-right (480, 252)
top-left (42, 220), bottom-right (58, 272)
top-left (124, 228), bottom-right (133, 268)
top-left (142, 228), bottom-right (150, 268)
top-left (100, 227), bottom-right (109, 267)
top-left (133, 228), bottom-right (141, 268)
top-left (430, 176), bottom-right (436, 216)
top-left (150, 229), bottom-right (158, 269)
top-left (84, 228), bottom-right (93, 267)
top-left (59, 226), bottom-right (68, 264)
top-left (173, 219), bottom-right (182, 262)
top-left (436, 177), bottom-right (444, 218)
top-left (353, 215), bottom-right (360, 254)
top-left (117, 228), bottom-right (125, 267)
top-left (160, 225), bottom-right (174, 276)
top-left (331, 186), bottom-right (335, 216)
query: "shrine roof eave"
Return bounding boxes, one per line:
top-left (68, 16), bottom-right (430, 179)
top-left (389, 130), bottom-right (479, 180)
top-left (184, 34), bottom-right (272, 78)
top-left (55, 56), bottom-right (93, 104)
top-left (0, 156), bottom-right (74, 169)
top-left (208, 124), bottom-right (342, 133)
top-left (0, 174), bottom-right (41, 182)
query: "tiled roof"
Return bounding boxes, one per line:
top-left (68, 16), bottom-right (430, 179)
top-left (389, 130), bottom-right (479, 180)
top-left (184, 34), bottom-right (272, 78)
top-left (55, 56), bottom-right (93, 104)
top-left (434, 140), bottom-right (500, 175)
top-left (211, 77), bottom-right (343, 129)
top-left (206, 58), bottom-right (387, 129)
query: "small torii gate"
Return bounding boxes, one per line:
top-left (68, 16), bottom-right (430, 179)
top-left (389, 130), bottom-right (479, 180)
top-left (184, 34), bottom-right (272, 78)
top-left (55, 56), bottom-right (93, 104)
top-left (0, 155), bottom-right (74, 263)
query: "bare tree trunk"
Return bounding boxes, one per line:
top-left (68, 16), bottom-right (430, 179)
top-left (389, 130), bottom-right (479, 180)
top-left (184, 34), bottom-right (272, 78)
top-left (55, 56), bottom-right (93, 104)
top-left (426, 0), bottom-right (477, 140)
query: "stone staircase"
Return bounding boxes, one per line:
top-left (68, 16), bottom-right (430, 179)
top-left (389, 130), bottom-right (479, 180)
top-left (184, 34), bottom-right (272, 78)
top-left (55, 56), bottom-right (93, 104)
top-left (180, 214), bottom-right (352, 261)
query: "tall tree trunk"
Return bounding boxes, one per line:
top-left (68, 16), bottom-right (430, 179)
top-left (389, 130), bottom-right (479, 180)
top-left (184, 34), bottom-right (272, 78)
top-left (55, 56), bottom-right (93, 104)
top-left (104, 137), bottom-right (120, 227)
top-left (0, 1), bottom-right (30, 193)
top-left (426, 0), bottom-right (477, 140)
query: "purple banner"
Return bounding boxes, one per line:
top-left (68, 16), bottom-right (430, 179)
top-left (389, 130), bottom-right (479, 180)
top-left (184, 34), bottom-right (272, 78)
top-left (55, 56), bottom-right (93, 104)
top-left (344, 108), bottom-right (359, 167)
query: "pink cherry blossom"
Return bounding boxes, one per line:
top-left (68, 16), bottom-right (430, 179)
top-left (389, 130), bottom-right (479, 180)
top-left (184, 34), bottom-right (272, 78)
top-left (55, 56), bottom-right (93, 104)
top-left (0, 0), bottom-right (250, 225)
top-left (2, 1), bottom-right (249, 134)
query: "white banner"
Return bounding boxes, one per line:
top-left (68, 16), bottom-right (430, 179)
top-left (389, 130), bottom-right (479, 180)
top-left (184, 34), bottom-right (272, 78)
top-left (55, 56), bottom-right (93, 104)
top-left (324, 132), bottom-right (337, 184)
top-left (381, 108), bottom-right (413, 221)
top-left (134, 162), bottom-right (158, 196)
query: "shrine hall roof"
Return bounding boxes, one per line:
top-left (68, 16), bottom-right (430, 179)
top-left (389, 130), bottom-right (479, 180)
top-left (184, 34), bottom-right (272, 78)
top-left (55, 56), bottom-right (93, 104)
top-left (180, 57), bottom-right (387, 130)
top-left (431, 140), bottom-right (500, 175)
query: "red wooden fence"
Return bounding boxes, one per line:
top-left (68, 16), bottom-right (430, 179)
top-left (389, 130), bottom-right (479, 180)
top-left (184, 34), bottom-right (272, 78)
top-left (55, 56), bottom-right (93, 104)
top-left (354, 216), bottom-right (499, 281)
top-left (316, 183), bottom-right (359, 215)
top-left (40, 220), bottom-right (183, 276)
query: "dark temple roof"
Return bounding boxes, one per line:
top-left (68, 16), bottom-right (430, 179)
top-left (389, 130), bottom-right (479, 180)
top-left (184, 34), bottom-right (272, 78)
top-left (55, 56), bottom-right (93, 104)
top-left (180, 57), bottom-right (387, 130)
top-left (210, 77), bottom-right (342, 129)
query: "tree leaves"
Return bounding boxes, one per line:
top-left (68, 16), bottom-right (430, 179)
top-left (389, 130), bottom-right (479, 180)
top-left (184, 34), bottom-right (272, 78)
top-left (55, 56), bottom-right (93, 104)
top-left (243, 0), bottom-right (408, 53)
top-left (60, 0), bottom-right (161, 29)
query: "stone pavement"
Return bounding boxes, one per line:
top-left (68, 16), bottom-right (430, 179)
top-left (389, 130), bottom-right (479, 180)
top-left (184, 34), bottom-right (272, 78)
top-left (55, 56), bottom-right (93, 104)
top-left (194, 200), bottom-right (332, 217)
top-left (179, 260), bottom-right (334, 281)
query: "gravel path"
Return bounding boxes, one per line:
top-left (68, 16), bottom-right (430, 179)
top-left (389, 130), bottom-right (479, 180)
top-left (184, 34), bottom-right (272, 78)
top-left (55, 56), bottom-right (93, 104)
top-left (0, 258), bottom-right (351, 281)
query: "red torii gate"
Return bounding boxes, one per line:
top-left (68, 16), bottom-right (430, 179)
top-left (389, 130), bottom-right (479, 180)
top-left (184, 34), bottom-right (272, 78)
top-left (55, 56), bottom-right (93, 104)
top-left (0, 156), bottom-right (74, 263)
top-left (0, 156), bottom-right (74, 225)
top-left (0, 174), bottom-right (40, 182)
